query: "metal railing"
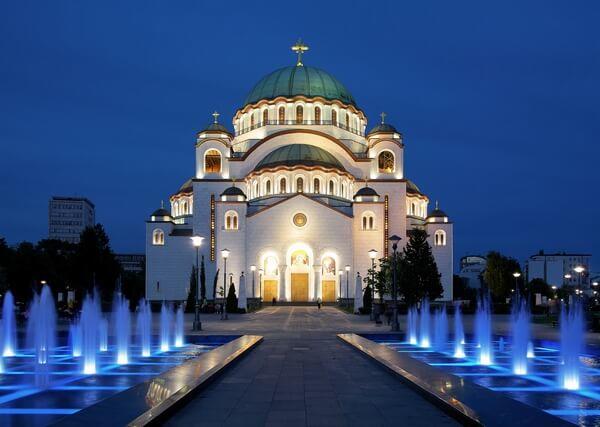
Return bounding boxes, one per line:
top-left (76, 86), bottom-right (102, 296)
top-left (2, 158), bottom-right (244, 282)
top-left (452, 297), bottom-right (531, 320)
top-left (235, 120), bottom-right (365, 137)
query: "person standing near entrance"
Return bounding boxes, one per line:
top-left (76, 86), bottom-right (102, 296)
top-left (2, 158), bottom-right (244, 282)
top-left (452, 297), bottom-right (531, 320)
top-left (317, 297), bottom-right (322, 310)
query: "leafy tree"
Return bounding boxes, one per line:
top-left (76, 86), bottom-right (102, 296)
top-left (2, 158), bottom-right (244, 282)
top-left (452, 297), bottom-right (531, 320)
top-left (362, 284), bottom-right (373, 314)
top-left (226, 281), bottom-right (238, 313)
top-left (483, 251), bottom-right (521, 301)
top-left (185, 265), bottom-right (197, 313)
top-left (0, 237), bottom-right (13, 295)
top-left (401, 229), bottom-right (443, 304)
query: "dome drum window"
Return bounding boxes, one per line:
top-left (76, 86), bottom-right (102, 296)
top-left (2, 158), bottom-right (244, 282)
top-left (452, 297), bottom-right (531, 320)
top-left (204, 149), bottom-right (222, 174)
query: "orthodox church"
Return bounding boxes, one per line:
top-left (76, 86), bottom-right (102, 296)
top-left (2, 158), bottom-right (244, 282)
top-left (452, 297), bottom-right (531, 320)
top-left (146, 42), bottom-right (453, 303)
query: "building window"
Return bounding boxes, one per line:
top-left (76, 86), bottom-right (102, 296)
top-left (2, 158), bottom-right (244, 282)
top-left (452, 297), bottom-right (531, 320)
top-left (345, 112), bottom-right (350, 128)
top-left (378, 151), bottom-right (395, 173)
top-left (225, 211), bottom-right (238, 230)
top-left (280, 177), bottom-right (287, 194)
top-left (204, 149), bottom-right (221, 173)
top-left (152, 229), bottom-right (164, 245)
top-left (296, 177), bottom-right (304, 193)
top-left (313, 178), bottom-right (320, 193)
top-left (411, 202), bottom-right (416, 215)
top-left (293, 213), bottom-right (307, 227)
top-left (278, 106), bottom-right (285, 123)
top-left (265, 179), bottom-right (272, 195)
top-left (253, 181), bottom-right (259, 198)
top-left (250, 114), bottom-right (255, 127)
top-left (329, 180), bottom-right (335, 195)
top-left (332, 109), bottom-right (337, 125)
top-left (341, 183), bottom-right (346, 198)
top-left (315, 106), bottom-right (321, 124)
top-left (362, 213), bottom-right (375, 230)
top-left (434, 230), bottom-right (446, 246)
top-left (262, 109), bottom-right (268, 124)
top-left (296, 105), bottom-right (303, 123)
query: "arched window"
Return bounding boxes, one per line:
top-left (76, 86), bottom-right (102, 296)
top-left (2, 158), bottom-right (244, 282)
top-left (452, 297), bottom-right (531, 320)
top-left (225, 211), bottom-right (239, 230)
top-left (332, 109), bottom-right (337, 125)
top-left (204, 149), bottom-right (221, 173)
top-left (265, 179), bottom-right (272, 195)
top-left (296, 105), bottom-right (303, 123)
top-left (278, 106), bottom-right (285, 123)
top-left (434, 230), bottom-right (447, 246)
top-left (378, 151), bottom-right (395, 173)
top-left (280, 177), bottom-right (287, 194)
top-left (341, 183), bottom-right (346, 198)
top-left (313, 178), bottom-right (320, 193)
top-left (152, 229), bottom-right (164, 245)
top-left (361, 213), bottom-right (375, 230)
top-left (182, 200), bottom-right (188, 215)
top-left (315, 106), bottom-right (321, 124)
top-left (296, 177), bottom-right (304, 193)
top-left (262, 109), bottom-right (268, 124)
top-left (411, 202), bottom-right (416, 215)
top-left (329, 180), bottom-right (335, 195)
top-left (250, 114), bottom-right (255, 127)
top-left (345, 112), bottom-right (350, 128)
top-left (253, 181), bottom-right (259, 198)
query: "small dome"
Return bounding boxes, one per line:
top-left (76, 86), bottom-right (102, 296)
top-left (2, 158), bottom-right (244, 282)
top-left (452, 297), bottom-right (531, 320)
top-left (244, 65), bottom-right (356, 108)
top-left (175, 178), bottom-right (193, 194)
top-left (427, 202), bottom-right (448, 219)
top-left (368, 123), bottom-right (398, 135)
top-left (201, 122), bottom-right (232, 135)
top-left (254, 144), bottom-right (346, 172)
top-left (406, 179), bottom-right (422, 194)
top-left (221, 186), bottom-right (246, 197)
top-left (354, 186), bottom-right (379, 198)
top-left (151, 208), bottom-right (170, 217)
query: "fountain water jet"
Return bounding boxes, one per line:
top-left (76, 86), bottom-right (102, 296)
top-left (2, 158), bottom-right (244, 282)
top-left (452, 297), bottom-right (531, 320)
top-left (527, 342), bottom-right (535, 358)
top-left (69, 322), bottom-right (82, 357)
top-left (511, 299), bottom-right (530, 375)
top-left (419, 299), bottom-right (431, 348)
top-left (27, 285), bottom-right (56, 387)
top-left (160, 302), bottom-right (172, 352)
top-left (80, 294), bottom-right (101, 374)
top-left (2, 291), bottom-right (17, 357)
top-left (407, 306), bottom-right (418, 345)
top-left (137, 299), bottom-right (152, 357)
top-left (113, 295), bottom-right (131, 364)
top-left (561, 303), bottom-right (583, 390)
top-left (453, 303), bottom-right (465, 358)
top-left (476, 295), bottom-right (493, 365)
top-left (174, 305), bottom-right (184, 348)
top-left (433, 306), bottom-right (448, 351)
top-left (98, 318), bottom-right (108, 352)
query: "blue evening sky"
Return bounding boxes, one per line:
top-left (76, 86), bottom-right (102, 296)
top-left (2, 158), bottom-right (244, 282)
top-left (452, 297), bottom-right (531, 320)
top-left (1, 1), bottom-right (599, 271)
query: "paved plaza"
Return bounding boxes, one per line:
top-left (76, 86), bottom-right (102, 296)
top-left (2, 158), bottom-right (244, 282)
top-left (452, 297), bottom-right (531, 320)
top-left (166, 306), bottom-right (458, 426)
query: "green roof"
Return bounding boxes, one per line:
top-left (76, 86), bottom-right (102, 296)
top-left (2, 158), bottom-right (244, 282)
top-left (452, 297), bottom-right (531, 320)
top-left (244, 66), bottom-right (356, 107)
top-left (254, 144), bottom-right (346, 172)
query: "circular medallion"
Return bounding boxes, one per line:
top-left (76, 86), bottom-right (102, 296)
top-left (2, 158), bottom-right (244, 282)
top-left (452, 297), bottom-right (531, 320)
top-left (293, 213), bottom-right (307, 228)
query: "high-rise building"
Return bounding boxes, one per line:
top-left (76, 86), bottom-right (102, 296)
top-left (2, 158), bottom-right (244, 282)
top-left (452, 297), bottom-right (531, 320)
top-left (48, 196), bottom-right (95, 243)
top-left (459, 255), bottom-right (487, 289)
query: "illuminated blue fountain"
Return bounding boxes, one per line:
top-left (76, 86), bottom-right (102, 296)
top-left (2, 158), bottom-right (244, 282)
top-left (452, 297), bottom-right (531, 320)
top-left (113, 295), bottom-right (131, 364)
top-left (475, 295), bottom-right (492, 365)
top-left (433, 305), bottom-right (448, 351)
top-left (99, 317), bottom-right (108, 352)
top-left (453, 303), bottom-right (465, 358)
top-left (2, 291), bottom-right (17, 357)
top-left (407, 306), bottom-right (418, 345)
top-left (419, 298), bottom-right (431, 348)
top-left (511, 298), bottom-right (530, 375)
top-left (160, 302), bottom-right (172, 352)
top-left (137, 298), bottom-right (152, 357)
top-left (69, 321), bottom-right (82, 357)
top-left (27, 285), bottom-right (56, 368)
top-left (561, 303), bottom-right (583, 390)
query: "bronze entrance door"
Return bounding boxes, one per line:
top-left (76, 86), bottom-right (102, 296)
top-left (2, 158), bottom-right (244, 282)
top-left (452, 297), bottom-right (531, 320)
top-left (322, 280), bottom-right (336, 302)
top-left (263, 280), bottom-right (277, 302)
top-left (291, 273), bottom-right (309, 301)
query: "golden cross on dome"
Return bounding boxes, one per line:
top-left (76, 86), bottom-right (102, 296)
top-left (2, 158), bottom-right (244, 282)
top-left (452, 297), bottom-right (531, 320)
top-left (212, 111), bottom-right (220, 124)
top-left (291, 38), bottom-right (309, 66)
top-left (380, 112), bottom-right (387, 124)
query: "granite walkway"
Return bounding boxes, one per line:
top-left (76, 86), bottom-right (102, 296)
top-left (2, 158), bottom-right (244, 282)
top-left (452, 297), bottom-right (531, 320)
top-left (164, 306), bottom-right (458, 426)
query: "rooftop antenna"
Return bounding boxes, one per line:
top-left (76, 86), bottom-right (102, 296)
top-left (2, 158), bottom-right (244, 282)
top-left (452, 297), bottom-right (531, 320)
top-left (291, 38), bottom-right (309, 66)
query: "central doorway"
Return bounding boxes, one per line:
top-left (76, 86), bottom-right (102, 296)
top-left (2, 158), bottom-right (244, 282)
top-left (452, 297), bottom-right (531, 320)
top-left (291, 273), bottom-right (309, 301)
top-left (322, 280), bottom-right (335, 302)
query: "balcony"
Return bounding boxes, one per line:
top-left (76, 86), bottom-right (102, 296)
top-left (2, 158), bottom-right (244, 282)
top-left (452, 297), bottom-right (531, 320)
top-left (235, 119), bottom-right (365, 138)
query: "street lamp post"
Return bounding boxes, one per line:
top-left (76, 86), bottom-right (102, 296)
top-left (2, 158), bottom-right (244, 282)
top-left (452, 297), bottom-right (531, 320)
top-left (574, 266), bottom-right (585, 291)
top-left (368, 249), bottom-right (378, 321)
top-left (221, 249), bottom-right (230, 320)
top-left (338, 270), bottom-right (343, 305)
top-left (259, 268), bottom-right (264, 305)
top-left (190, 236), bottom-right (204, 331)
top-left (513, 272), bottom-right (521, 303)
top-left (345, 265), bottom-right (350, 307)
top-left (389, 235), bottom-right (402, 332)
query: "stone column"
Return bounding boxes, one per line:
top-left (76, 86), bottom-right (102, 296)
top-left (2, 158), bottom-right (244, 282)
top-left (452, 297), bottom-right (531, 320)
top-left (280, 265), bottom-right (287, 301)
top-left (313, 265), bottom-right (321, 301)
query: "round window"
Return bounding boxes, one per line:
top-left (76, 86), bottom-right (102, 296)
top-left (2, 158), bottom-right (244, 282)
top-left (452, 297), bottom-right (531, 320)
top-left (293, 213), bottom-right (307, 227)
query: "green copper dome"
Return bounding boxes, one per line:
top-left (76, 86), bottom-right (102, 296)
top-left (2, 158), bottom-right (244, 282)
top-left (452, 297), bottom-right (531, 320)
top-left (254, 144), bottom-right (346, 172)
top-left (244, 66), bottom-right (356, 107)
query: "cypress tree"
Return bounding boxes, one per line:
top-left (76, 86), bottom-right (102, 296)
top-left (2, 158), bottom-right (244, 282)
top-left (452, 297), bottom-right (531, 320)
top-left (401, 229), bottom-right (443, 303)
top-left (226, 281), bottom-right (238, 313)
top-left (200, 255), bottom-right (206, 301)
top-left (185, 265), bottom-right (197, 313)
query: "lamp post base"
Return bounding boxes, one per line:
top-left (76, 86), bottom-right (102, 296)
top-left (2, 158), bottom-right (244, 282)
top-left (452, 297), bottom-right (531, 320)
top-left (192, 320), bottom-right (202, 331)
